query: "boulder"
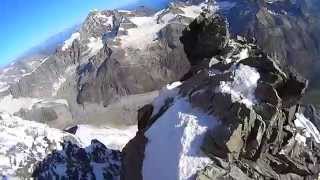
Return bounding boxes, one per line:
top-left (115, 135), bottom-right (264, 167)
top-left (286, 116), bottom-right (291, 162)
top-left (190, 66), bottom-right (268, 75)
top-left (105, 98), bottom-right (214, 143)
top-left (181, 13), bottom-right (230, 65)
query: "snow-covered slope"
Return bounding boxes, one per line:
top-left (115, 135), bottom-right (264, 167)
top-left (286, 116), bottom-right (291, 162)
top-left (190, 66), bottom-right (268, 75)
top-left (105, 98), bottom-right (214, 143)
top-left (0, 112), bottom-right (77, 178)
top-left (0, 112), bottom-right (135, 178)
top-left (143, 83), bottom-right (218, 180)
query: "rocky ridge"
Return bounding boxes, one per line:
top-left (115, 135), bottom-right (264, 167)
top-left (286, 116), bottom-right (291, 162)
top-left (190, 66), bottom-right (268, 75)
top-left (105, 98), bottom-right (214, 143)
top-left (121, 12), bottom-right (320, 180)
top-left (1, 0), bottom-right (320, 179)
top-left (214, 0), bottom-right (320, 98)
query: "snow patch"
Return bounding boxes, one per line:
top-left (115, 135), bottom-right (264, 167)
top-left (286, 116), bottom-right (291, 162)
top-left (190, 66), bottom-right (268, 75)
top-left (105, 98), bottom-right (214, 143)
top-left (237, 48), bottom-right (249, 61)
top-left (225, 47), bottom-right (249, 63)
top-left (52, 76), bottom-right (66, 96)
top-left (294, 113), bottom-right (320, 144)
top-left (217, 64), bottom-right (260, 107)
top-left (86, 37), bottom-right (104, 57)
top-left (75, 125), bottom-right (137, 150)
top-left (167, 81), bottom-right (182, 90)
top-left (105, 16), bottom-right (114, 27)
top-left (118, 10), bottom-right (132, 13)
top-left (120, 16), bottom-right (165, 50)
top-left (143, 97), bottom-right (217, 180)
top-left (151, 81), bottom-right (181, 117)
top-left (62, 32), bottom-right (80, 51)
top-left (180, 4), bottom-right (204, 19)
top-left (0, 95), bottom-right (41, 114)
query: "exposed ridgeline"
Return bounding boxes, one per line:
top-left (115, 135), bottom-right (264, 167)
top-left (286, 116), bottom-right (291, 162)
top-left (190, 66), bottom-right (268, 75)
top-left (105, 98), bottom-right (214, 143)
top-left (180, 0), bottom-right (320, 103)
top-left (121, 13), bottom-right (320, 180)
top-left (214, 0), bottom-right (320, 88)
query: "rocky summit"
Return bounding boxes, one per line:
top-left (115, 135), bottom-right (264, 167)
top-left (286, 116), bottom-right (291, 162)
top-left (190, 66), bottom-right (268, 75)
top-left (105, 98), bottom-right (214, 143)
top-left (0, 0), bottom-right (320, 179)
top-left (121, 12), bottom-right (320, 180)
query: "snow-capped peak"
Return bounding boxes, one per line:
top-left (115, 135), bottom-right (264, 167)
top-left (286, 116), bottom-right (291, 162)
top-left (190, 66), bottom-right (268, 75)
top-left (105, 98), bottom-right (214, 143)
top-left (118, 3), bottom-right (207, 50)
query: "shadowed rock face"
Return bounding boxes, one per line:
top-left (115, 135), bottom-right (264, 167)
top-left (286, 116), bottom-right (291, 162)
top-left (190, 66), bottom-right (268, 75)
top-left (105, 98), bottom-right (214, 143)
top-left (181, 13), bottom-right (230, 65)
top-left (33, 140), bottom-right (122, 180)
top-left (121, 13), bottom-right (320, 180)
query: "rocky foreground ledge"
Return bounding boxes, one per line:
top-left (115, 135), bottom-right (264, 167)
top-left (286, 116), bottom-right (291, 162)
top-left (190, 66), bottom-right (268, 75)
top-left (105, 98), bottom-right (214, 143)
top-left (121, 13), bottom-right (320, 180)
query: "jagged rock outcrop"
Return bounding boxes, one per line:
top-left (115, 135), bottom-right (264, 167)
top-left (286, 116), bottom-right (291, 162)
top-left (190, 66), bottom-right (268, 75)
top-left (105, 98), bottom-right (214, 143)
top-left (32, 140), bottom-right (121, 180)
top-left (181, 13), bottom-right (230, 65)
top-left (0, 112), bottom-right (80, 179)
top-left (121, 13), bottom-right (320, 180)
top-left (217, 0), bottom-right (320, 91)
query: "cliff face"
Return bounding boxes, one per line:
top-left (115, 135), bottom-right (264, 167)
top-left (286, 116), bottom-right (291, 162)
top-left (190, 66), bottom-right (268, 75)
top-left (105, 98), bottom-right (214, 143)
top-left (121, 13), bottom-right (320, 180)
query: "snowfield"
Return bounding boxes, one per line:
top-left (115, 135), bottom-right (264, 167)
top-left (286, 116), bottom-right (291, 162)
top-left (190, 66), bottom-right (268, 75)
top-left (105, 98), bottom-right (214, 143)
top-left (74, 125), bottom-right (137, 150)
top-left (119, 3), bottom-right (206, 50)
top-left (119, 16), bottom-right (165, 50)
top-left (143, 97), bottom-right (218, 180)
top-left (143, 82), bottom-right (218, 180)
top-left (0, 111), bottom-right (137, 177)
top-left (0, 112), bottom-right (74, 177)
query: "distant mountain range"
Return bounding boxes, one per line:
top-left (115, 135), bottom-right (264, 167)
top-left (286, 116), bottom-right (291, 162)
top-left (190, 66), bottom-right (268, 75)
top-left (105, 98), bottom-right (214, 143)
top-left (15, 24), bottom-right (81, 61)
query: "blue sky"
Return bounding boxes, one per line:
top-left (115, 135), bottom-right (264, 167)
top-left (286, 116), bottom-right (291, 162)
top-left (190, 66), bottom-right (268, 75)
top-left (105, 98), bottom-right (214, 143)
top-left (0, 0), bottom-right (169, 66)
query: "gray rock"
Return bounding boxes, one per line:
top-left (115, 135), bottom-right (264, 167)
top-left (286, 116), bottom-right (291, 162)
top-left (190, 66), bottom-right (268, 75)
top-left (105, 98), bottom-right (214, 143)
top-left (181, 13), bottom-right (230, 65)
